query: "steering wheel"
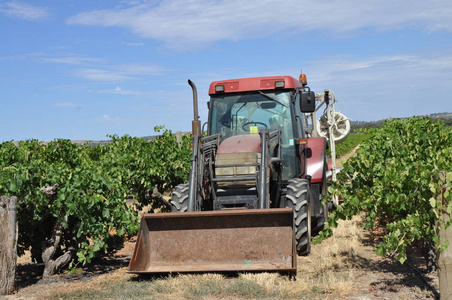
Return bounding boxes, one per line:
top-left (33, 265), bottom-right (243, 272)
top-left (242, 121), bottom-right (268, 131)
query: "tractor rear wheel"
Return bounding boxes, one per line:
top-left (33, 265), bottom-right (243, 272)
top-left (286, 178), bottom-right (311, 255)
top-left (171, 183), bottom-right (189, 212)
top-left (312, 159), bottom-right (328, 234)
top-left (312, 201), bottom-right (328, 234)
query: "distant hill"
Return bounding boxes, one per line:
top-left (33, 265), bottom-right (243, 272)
top-left (69, 135), bottom-right (158, 146)
top-left (428, 112), bottom-right (452, 122)
top-left (351, 112), bottom-right (452, 129)
top-left (71, 113), bottom-right (451, 144)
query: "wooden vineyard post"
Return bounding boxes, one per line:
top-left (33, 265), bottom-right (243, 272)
top-left (176, 131), bottom-right (183, 148)
top-left (0, 196), bottom-right (18, 295)
top-left (438, 170), bottom-right (451, 300)
top-left (439, 212), bottom-right (452, 300)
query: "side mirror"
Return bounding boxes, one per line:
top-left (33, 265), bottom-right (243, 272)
top-left (300, 90), bottom-right (316, 113)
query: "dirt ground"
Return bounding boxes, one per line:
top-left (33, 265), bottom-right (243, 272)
top-left (299, 220), bottom-right (439, 299)
top-left (3, 216), bottom-right (439, 300)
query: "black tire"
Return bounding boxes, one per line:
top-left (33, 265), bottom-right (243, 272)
top-left (312, 159), bottom-right (329, 234)
top-left (286, 178), bottom-right (312, 256)
top-left (171, 183), bottom-right (189, 212)
top-left (311, 182), bottom-right (328, 234)
top-left (312, 201), bottom-right (328, 235)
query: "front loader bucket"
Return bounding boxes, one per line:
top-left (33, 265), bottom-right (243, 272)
top-left (127, 208), bottom-right (296, 275)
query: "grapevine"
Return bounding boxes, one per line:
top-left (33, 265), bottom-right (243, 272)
top-left (316, 117), bottom-right (452, 264)
top-left (0, 127), bottom-right (192, 276)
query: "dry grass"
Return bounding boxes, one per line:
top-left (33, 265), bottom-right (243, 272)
top-left (13, 217), bottom-right (364, 300)
top-left (13, 208), bottom-right (437, 300)
top-left (13, 215), bottom-right (405, 300)
top-left (14, 214), bottom-right (437, 299)
top-left (291, 216), bottom-right (365, 298)
top-left (308, 217), bottom-right (365, 272)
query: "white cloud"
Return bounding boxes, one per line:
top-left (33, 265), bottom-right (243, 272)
top-left (74, 68), bottom-right (134, 82)
top-left (307, 53), bottom-right (452, 86)
top-left (99, 86), bottom-right (143, 95)
top-left (1, 53), bottom-right (106, 68)
top-left (296, 50), bottom-right (452, 121)
top-left (73, 63), bottom-right (167, 83)
top-left (0, 1), bottom-right (48, 20)
top-left (124, 42), bottom-right (145, 46)
top-left (5, 52), bottom-right (166, 83)
top-left (66, 0), bottom-right (452, 49)
top-left (42, 56), bottom-right (106, 66)
top-left (95, 114), bottom-right (126, 124)
top-left (0, 52), bottom-right (46, 61)
top-left (53, 102), bottom-right (83, 109)
top-left (114, 63), bottom-right (166, 75)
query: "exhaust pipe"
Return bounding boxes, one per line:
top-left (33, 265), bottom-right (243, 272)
top-left (187, 80), bottom-right (202, 212)
top-left (188, 79), bottom-right (201, 137)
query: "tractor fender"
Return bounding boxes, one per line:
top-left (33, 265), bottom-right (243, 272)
top-left (306, 137), bottom-right (327, 183)
top-left (217, 134), bottom-right (261, 154)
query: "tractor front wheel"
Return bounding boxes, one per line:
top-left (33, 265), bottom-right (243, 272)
top-left (171, 183), bottom-right (189, 212)
top-left (286, 178), bottom-right (312, 255)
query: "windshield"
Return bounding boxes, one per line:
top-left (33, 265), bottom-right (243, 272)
top-left (210, 91), bottom-right (293, 140)
top-left (210, 91), bottom-right (297, 180)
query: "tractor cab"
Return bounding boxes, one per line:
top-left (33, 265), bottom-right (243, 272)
top-left (208, 77), bottom-right (310, 181)
top-left (209, 90), bottom-right (296, 180)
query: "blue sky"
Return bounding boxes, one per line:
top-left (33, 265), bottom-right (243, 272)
top-left (1, 0), bottom-right (451, 142)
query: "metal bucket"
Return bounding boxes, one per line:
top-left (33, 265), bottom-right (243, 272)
top-left (127, 208), bottom-right (296, 275)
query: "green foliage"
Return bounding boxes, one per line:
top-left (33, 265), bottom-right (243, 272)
top-left (316, 117), bottom-right (452, 263)
top-left (332, 132), bottom-right (371, 157)
top-left (0, 127), bottom-right (192, 268)
top-left (90, 128), bottom-right (192, 211)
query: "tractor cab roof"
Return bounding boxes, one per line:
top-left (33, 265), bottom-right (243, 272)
top-left (209, 76), bottom-right (302, 95)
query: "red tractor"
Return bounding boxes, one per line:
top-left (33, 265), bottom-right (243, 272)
top-left (129, 74), bottom-right (331, 276)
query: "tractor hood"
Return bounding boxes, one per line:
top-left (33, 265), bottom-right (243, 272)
top-left (217, 134), bottom-right (261, 154)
